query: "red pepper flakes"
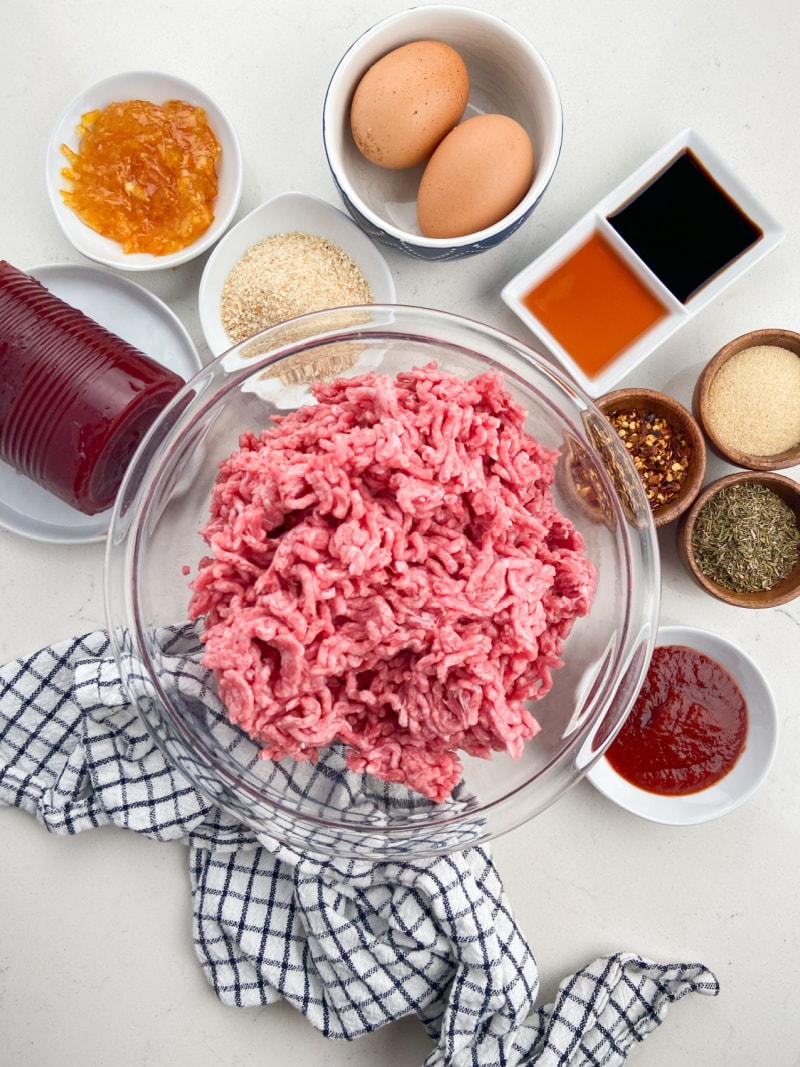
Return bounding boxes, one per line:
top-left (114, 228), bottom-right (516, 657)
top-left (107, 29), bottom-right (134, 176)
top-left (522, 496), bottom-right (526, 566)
top-left (606, 408), bottom-right (692, 507)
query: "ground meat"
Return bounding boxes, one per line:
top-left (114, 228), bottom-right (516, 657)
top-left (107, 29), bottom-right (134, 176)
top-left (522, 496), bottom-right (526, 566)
top-left (188, 364), bottom-right (597, 802)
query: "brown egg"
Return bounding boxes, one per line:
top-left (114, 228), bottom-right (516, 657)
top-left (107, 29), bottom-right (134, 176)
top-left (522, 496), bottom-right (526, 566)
top-left (417, 114), bottom-right (535, 239)
top-left (349, 40), bottom-right (469, 170)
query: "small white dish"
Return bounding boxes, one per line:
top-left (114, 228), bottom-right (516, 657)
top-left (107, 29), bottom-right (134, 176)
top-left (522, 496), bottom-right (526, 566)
top-left (587, 625), bottom-right (778, 825)
top-left (46, 70), bottom-right (242, 271)
top-left (0, 263), bottom-right (201, 544)
top-left (502, 129), bottom-right (785, 396)
top-left (198, 191), bottom-right (396, 356)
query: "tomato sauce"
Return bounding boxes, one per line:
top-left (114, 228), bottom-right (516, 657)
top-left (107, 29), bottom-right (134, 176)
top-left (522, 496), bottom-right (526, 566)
top-left (606, 644), bottom-right (747, 795)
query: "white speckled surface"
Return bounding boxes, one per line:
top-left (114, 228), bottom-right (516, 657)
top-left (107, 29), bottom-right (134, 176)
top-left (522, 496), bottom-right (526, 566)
top-left (2, 2), bottom-right (799, 1064)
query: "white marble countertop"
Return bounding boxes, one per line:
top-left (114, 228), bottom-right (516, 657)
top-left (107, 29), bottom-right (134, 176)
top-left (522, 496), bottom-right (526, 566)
top-left (2, 2), bottom-right (799, 1064)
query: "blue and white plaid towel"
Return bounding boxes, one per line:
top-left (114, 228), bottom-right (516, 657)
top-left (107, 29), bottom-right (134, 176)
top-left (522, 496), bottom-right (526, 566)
top-left (0, 632), bottom-right (718, 1067)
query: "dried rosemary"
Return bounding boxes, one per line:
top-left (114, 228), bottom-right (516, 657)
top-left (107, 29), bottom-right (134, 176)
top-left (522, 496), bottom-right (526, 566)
top-left (691, 482), bottom-right (800, 593)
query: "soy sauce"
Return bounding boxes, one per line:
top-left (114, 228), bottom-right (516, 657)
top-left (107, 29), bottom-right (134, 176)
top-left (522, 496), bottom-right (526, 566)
top-left (607, 149), bottom-right (763, 304)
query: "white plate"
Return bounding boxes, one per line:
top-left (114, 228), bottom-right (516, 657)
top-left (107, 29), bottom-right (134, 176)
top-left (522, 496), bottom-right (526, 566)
top-left (0, 263), bottom-right (201, 544)
top-left (198, 191), bottom-right (396, 356)
top-left (587, 625), bottom-right (779, 825)
top-left (46, 70), bottom-right (242, 271)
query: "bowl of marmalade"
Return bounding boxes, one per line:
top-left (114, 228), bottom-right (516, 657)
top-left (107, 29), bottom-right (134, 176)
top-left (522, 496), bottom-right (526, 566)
top-left (46, 71), bottom-right (243, 271)
top-left (502, 129), bottom-right (785, 396)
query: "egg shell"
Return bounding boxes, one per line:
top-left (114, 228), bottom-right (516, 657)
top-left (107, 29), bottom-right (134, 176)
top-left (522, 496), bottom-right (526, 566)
top-left (417, 114), bottom-right (535, 239)
top-left (349, 40), bottom-right (469, 170)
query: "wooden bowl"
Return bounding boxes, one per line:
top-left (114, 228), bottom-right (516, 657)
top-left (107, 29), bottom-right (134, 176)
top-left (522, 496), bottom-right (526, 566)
top-left (596, 388), bottom-right (707, 527)
top-left (694, 328), bottom-right (800, 470)
top-left (680, 471), bottom-right (800, 608)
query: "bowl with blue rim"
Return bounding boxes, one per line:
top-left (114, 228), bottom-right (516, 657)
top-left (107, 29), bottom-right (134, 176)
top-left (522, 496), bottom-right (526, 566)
top-left (322, 5), bottom-right (562, 261)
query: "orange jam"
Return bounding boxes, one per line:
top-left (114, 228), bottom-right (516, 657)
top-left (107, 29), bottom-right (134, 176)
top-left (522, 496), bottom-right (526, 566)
top-left (60, 98), bottom-right (221, 256)
top-left (522, 230), bottom-right (668, 379)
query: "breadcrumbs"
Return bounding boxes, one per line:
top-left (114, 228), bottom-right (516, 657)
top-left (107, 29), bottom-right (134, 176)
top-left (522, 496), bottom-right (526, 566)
top-left (220, 231), bottom-right (373, 343)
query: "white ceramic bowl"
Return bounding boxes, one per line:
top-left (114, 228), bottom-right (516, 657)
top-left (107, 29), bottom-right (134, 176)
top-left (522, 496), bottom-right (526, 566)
top-left (46, 70), bottom-right (243, 271)
top-left (198, 191), bottom-right (396, 356)
top-left (587, 625), bottom-right (778, 825)
top-left (323, 6), bottom-right (563, 260)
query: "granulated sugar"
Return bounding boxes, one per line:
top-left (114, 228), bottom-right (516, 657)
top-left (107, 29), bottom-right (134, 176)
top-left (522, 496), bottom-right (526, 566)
top-left (220, 231), bottom-right (373, 344)
top-left (706, 344), bottom-right (800, 456)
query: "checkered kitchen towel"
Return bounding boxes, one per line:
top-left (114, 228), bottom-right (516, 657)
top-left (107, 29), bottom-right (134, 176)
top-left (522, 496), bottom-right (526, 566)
top-left (0, 632), bottom-right (718, 1067)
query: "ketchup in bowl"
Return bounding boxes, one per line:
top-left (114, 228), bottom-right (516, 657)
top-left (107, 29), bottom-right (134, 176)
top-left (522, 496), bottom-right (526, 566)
top-left (0, 260), bottom-right (184, 515)
top-left (606, 644), bottom-right (748, 795)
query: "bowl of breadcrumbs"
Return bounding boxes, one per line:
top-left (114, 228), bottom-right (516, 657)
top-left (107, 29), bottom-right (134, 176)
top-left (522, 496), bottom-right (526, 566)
top-left (199, 191), bottom-right (396, 356)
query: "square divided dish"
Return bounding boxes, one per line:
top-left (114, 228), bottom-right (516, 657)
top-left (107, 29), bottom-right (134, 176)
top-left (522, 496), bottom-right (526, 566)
top-left (502, 129), bottom-right (785, 396)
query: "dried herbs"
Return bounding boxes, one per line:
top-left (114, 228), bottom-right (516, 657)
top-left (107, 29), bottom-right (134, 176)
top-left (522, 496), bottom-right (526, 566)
top-left (691, 482), bottom-right (800, 592)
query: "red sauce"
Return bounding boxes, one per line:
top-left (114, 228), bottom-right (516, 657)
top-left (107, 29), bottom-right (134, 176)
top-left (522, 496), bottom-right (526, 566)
top-left (606, 644), bottom-right (747, 795)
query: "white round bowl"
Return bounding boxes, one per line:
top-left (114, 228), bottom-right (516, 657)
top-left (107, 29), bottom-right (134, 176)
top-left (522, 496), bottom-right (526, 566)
top-left (588, 625), bottom-right (778, 825)
top-left (198, 191), bottom-right (396, 356)
top-left (322, 6), bottom-right (563, 260)
top-left (46, 70), bottom-right (243, 271)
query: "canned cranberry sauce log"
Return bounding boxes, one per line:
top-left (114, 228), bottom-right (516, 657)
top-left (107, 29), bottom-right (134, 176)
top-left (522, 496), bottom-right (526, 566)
top-left (0, 260), bottom-right (184, 515)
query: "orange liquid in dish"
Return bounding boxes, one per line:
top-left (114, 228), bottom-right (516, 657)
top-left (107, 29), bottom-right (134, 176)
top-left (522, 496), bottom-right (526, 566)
top-left (522, 230), bottom-right (668, 379)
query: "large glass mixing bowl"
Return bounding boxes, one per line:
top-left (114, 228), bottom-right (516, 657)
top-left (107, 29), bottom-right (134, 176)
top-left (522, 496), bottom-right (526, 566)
top-left (105, 305), bottom-right (660, 860)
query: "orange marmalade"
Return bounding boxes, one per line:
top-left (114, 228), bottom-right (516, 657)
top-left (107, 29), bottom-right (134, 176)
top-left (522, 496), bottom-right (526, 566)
top-left (60, 98), bottom-right (221, 255)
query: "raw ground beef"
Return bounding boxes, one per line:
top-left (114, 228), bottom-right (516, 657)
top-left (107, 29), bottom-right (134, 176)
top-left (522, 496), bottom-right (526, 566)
top-left (188, 364), bottom-right (597, 802)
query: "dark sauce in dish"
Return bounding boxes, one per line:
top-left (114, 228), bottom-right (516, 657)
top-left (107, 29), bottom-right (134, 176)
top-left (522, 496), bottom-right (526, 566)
top-left (606, 644), bottom-right (747, 795)
top-left (607, 149), bottom-right (763, 304)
